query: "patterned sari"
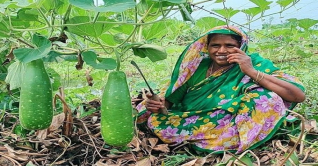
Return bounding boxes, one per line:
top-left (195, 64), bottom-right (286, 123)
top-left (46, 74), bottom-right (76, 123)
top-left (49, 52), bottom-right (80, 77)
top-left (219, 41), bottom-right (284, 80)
top-left (136, 25), bottom-right (305, 154)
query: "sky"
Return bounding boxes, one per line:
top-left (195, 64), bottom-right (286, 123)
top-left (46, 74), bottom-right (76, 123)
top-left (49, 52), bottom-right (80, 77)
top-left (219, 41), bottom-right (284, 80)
top-left (170, 0), bottom-right (318, 29)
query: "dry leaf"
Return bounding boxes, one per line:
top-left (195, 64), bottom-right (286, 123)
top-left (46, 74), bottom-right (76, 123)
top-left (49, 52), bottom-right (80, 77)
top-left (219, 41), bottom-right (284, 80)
top-left (128, 137), bottom-right (141, 152)
top-left (260, 155), bottom-right (270, 163)
top-left (94, 159), bottom-right (107, 166)
top-left (195, 157), bottom-right (207, 166)
top-left (49, 113), bottom-right (65, 132)
top-left (153, 144), bottom-right (170, 153)
top-left (94, 159), bottom-right (120, 166)
top-left (181, 159), bottom-right (197, 166)
top-left (136, 158), bottom-right (151, 166)
top-left (148, 138), bottom-right (158, 148)
top-left (221, 154), bottom-right (233, 163)
top-left (275, 140), bottom-right (288, 152)
top-left (141, 138), bottom-right (152, 154)
top-left (36, 129), bottom-right (48, 140)
top-left (149, 155), bottom-right (157, 164)
top-left (4, 144), bottom-right (29, 161)
top-left (38, 138), bottom-right (53, 147)
top-left (0, 156), bottom-right (15, 166)
top-left (309, 119), bottom-right (318, 133)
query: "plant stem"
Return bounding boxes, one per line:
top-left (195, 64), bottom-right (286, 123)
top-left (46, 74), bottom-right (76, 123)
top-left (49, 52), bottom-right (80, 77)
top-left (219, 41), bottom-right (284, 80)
top-left (38, 8), bottom-right (51, 27)
top-left (115, 50), bottom-right (121, 71)
top-left (93, 12), bottom-right (100, 23)
top-left (288, 134), bottom-right (318, 147)
top-left (16, 38), bottom-right (34, 48)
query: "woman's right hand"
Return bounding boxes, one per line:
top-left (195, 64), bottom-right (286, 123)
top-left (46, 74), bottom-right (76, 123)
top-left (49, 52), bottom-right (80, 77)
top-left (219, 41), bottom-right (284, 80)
top-left (145, 93), bottom-right (165, 113)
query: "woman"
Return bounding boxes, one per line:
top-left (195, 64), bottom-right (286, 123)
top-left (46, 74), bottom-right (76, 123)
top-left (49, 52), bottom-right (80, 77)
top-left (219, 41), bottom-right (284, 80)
top-left (136, 25), bottom-right (305, 154)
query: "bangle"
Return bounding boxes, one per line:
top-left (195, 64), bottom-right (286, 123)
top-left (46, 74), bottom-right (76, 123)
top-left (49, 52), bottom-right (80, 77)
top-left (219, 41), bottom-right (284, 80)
top-left (256, 70), bottom-right (260, 81)
top-left (254, 71), bottom-right (265, 84)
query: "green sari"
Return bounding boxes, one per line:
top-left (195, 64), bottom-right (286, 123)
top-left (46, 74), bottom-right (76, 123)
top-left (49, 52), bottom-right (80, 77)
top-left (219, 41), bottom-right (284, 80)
top-left (136, 25), bottom-right (305, 153)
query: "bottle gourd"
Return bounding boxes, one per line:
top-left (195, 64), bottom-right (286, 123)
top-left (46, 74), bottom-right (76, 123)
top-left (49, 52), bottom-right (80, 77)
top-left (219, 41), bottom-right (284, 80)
top-left (101, 71), bottom-right (134, 146)
top-left (19, 59), bottom-right (53, 130)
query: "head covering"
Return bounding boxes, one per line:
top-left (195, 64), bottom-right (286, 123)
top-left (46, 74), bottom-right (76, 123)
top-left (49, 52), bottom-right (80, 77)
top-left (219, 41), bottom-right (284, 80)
top-left (165, 25), bottom-right (249, 96)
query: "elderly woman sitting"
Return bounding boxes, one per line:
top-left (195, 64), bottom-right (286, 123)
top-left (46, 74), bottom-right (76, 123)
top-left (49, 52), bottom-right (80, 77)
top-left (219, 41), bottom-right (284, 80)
top-left (136, 25), bottom-right (305, 154)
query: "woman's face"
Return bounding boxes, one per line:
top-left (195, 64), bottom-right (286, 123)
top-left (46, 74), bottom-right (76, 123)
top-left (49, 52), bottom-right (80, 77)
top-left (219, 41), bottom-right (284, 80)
top-left (207, 34), bottom-right (240, 67)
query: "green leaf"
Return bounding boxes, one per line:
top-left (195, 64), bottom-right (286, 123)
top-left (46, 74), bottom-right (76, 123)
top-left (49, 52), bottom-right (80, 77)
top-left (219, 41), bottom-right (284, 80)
top-left (5, 61), bottom-right (25, 90)
top-left (13, 34), bottom-right (52, 63)
top-left (284, 152), bottom-right (299, 166)
top-left (43, 51), bottom-right (78, 63)
top-left (13, 124), bottom-right (29, 137)
top-left (296, 49), bottom-right (312, 58)
top-left (16, 8), bottom-right (39, 21)
top-left (69, 0), bottom-right (136, 12)
top-left (250, 0), bottom-right (272, 11)
top-left (143, 20), bottom-right (173, 40)
top-left (100, 34), bottom-right (117, 46)
top-left (194, 17), bottom-right (226, 32)
top-left (0, 22), bottom-right (10, 37)
top-left (212, 8), bottom-right (240, 19)
top-left (241, 7), bottom-right (262, 18)
top-left (66, 16), bottom-right (115, 37)
top-left (179, 3), bottom-right (194, 23)
top-left (131, 44), bottom-right (167, 62)
top-left (82, 51), bottom-right (117, 70)
top-left (215, 0), bottom-right (224, 3)
top-left (271, 28), bottom-right (291, 36)
top-left (46, 67), bottom-right (61, 92)
top-left (112, 24), bottom-right (134, 35)
top-left (239, 156), bottom-right (254, 166)
top-left (10, 0), bottom-right (45, 8)
top-left (277, 0), bottom-right (294, 8)
top-left (152, 0), bottom-right (186, 3)
top-left (42, 0), bottom-right (69, 15)
top-left (297, 18), bottom-right (318, 30)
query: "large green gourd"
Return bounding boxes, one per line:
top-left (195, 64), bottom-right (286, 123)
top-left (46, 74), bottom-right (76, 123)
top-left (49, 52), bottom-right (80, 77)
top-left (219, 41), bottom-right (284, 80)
top-left (19, 59), bottom-right (53, 130)
top-left (101, 71), bottom-right (134, 146)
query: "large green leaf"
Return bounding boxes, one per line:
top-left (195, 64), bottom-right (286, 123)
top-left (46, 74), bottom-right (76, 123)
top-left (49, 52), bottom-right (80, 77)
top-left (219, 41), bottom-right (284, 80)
top-left (112, 24), bottom-right (134, 35)
top-left (46, 67), bottom-right (61, 91)
top-left (152, 0), bottom-right (186, 3)
top-left (297, 18), bottom-right (318, 30)
top-left (194, 17), bottom-right (226, 32)
top-left (143, 21), bottom-right (173, 40)
top-left (66, 16), bottom-right (115, 37)
top-left (13, 34), bottom-right (52, 63)
top-left (0, 22), bottom-right (10, 37)
top-left (17, 8), bottom-right (39, 21)
top-left (131, 44), bottom-right (167, 62)
top-left (43, 51), bottom-right (78, 63)
top-left (277, 0), bottom-right (294, 8)
top-left (42, 0), bottom-right (69, 15)
top-left (241, 7), bottom-right (262, 18)
top-left (212, 8), bottom-right (240, 19)
top-left (69, 0), bottom-right (136, 13)
top-left (82, 51), bottom-right (117, 70)
top-left (5, 61), bottom-right (25, 90)
top-left (100, 34), bottom-right (117, 46)
top-left (250, 0), bottom-right (272, 11)
top-left (9, 0), bottom-right (45, 8)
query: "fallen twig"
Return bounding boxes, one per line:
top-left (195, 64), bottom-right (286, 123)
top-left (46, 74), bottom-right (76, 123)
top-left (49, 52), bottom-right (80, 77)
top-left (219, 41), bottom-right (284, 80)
top-left (279, 110), bottom-right (306, 166)
top-left (78, 119), bottom-right (104, 158)
top-left (0, 152), bottom-right (22, 166)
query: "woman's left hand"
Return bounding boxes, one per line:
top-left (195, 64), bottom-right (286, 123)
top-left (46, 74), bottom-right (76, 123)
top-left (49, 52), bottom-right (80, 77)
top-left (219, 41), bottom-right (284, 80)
top-left (227, 47), bottom-right (254, 75)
